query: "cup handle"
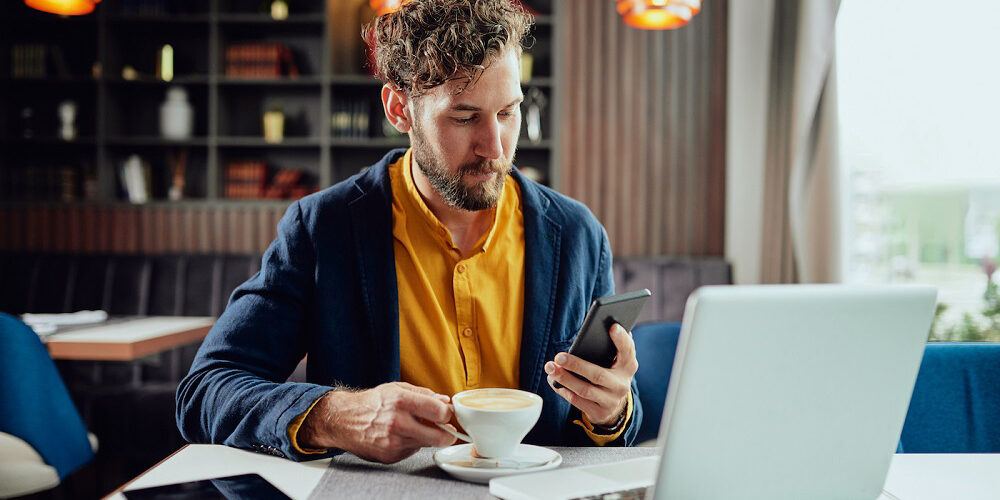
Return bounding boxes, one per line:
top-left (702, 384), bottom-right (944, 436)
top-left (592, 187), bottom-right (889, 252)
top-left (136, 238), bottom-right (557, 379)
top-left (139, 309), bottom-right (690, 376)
top-left (436, 422), bottom-right (471, 443)
top-left (437, 403), bottom-right (471, 442)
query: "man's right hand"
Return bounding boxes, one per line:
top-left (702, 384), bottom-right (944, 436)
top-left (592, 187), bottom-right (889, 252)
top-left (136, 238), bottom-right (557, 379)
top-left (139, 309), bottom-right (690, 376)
top-left (297, 382), bottom-right (458, 463)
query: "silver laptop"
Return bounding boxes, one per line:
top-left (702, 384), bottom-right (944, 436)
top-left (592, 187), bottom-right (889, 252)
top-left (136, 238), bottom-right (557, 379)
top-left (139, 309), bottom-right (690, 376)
top-left (491, 285), bottom-right (937, 500)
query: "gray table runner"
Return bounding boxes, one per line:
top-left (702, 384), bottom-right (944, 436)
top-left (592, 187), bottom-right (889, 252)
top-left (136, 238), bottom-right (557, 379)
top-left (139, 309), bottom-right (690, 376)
top-left (308, 446), bottom-right (659, 499)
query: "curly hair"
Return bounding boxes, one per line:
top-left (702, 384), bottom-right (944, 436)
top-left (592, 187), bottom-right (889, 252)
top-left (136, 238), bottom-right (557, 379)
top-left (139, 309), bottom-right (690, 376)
top-left (364, 0), bottom-right (534, 96)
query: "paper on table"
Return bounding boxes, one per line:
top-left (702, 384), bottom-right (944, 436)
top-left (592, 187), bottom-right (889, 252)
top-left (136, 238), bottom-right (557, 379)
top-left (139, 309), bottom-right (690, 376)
top-left (22, 310), bottom-right (108, 336)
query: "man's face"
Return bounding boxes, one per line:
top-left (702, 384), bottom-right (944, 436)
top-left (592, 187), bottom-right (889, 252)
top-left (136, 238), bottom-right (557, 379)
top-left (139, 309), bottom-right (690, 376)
top-left (408, 47), bottom-right (523, 211)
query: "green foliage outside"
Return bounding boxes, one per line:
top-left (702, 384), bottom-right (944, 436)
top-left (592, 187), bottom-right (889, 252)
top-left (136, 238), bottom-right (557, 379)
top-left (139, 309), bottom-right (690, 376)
top-left (929, 261), bottom-right (1000, 342)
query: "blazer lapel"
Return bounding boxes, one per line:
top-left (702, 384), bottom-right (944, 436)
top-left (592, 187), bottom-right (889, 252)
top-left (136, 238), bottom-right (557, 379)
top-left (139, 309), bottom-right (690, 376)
top-left (348, 158), bottom-right (401, 383)
top-left (515, 170), bottom-right (562, 394)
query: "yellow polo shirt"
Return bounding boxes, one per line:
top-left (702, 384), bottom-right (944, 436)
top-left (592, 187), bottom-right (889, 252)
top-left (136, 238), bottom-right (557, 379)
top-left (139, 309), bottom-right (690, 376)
top-left (288, 149), bottom-right (627, 453)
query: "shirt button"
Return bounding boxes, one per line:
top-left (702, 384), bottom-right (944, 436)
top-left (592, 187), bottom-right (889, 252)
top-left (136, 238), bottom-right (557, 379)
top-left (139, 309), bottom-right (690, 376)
top-left (462, 328), bottom-right (473, 337)
top-left (456, 264), bottom-right (467, 274)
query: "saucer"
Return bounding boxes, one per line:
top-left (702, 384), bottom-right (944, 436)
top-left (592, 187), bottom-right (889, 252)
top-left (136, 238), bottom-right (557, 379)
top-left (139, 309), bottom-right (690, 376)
top-left (433, 443), bottom-right (562, 484)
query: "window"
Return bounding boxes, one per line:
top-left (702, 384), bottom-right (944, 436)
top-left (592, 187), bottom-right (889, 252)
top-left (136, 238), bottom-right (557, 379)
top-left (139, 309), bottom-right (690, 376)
top-left (837, 0), bottom-right (1000, 340)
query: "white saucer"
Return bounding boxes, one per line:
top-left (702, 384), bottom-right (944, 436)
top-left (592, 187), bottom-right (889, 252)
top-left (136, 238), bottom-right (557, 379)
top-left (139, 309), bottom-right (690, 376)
top-left (433, 443), bottom-right (562, 484)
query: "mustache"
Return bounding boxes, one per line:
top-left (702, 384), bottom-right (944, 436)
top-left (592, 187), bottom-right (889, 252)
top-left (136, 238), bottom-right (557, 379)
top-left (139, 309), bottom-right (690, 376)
top-left (459, 159), bottom-right (509, 176)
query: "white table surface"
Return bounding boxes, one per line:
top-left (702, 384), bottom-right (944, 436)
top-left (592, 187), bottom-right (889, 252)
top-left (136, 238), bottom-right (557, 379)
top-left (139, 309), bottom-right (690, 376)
top-left (46, 317), bottom-right (215, 343)
top-left (107, 445), bottom-right (1000, 500)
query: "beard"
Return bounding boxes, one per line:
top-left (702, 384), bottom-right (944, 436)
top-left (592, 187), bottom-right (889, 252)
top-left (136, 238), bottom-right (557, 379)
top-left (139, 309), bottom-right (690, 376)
top-left (410, 129), bottom-right (513, 212)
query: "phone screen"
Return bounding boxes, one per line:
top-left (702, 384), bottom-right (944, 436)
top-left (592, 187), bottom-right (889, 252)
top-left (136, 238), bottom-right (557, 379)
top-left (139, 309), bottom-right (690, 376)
top-left (122, 473), bottom-right (291, 500)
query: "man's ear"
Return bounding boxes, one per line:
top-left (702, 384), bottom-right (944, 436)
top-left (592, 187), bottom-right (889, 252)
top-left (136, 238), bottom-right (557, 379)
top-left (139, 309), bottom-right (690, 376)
top-left (382, 85), bottom-right (413, 134)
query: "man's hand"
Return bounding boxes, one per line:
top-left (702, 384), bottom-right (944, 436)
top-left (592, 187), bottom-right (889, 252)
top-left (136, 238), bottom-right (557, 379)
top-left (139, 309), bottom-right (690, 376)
top-left (545, 323), bottom-right (638, 426)
top-left (297, 382), bottom-right (458, 463)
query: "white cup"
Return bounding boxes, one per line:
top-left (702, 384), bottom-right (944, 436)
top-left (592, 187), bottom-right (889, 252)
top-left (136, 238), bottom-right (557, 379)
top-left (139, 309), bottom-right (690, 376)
top-left (448, 388), bottom-right (543, 459)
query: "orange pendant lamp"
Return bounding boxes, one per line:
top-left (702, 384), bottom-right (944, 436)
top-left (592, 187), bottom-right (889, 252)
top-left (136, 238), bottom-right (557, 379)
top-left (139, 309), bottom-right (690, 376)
top-left (25, 0), bottom-right (98, 16)
top-left (615, 0), bottom-right (701, 30)
top-left (370, 0), bottom-right (412, 16)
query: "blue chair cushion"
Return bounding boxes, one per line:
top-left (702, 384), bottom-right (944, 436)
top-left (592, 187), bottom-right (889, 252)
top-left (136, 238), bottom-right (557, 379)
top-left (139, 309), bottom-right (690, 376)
top-left (0, 313), bottom-right (94, 479)
top-left (899, 342), bottom-right (1000, 453)
top-left (632, 322), bottom-right (682, 443)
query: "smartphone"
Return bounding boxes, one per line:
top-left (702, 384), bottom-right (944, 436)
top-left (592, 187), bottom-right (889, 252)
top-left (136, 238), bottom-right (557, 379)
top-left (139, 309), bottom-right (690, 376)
top-left (122, 473), bottom-right (291, 500)
top-left (554, 289), bottom-right (652, 388)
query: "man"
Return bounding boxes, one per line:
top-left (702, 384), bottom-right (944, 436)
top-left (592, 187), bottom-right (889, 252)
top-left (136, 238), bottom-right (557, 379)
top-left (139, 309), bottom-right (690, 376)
top-left (176, 0), bottom-right (642, 464)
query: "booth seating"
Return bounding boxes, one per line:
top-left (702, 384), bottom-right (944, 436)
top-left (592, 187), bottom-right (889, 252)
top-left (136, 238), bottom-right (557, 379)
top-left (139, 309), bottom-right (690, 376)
top-left (0, 252), bottom-right (261, 318)
top-left (898, 342), bottom-right (1000, 453)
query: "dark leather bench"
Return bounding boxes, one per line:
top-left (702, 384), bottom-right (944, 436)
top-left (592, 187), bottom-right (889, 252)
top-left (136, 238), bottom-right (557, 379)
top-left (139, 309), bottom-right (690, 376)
top-left (0, 252), bottom-right (261, 317)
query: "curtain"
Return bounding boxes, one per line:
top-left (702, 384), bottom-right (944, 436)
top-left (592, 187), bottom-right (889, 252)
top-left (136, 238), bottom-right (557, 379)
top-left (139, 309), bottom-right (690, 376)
top-left (556, 0), bottom-right (727, 257)
top-left (760, 0), bottom-right (842, 283)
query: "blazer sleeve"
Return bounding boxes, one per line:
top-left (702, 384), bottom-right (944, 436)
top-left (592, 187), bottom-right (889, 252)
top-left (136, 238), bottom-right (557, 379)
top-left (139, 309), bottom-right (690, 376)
top-left (175, 201), bottom-right (337, 462)
top-left (562, 225), bottom-right (644, 447)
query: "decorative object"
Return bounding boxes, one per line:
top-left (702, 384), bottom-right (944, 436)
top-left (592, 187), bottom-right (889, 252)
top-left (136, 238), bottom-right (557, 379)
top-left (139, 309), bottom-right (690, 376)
top-left (58, 100), bottom-right (77, 141)
top-left (24, 0), bottom-right (96, 16)
top-left (523, 87), bottom-right (547, 144)
top-left (157, 44), bottom-right (174, 82)
top-left (263, 103), bottom-right (285, 144)
top-left (20, 106), bottom-right (35, 139)
top-left (120, 154), bottom-right (150, 204)
top-left (159, 86), bottom-right (194, 140)
top-left (270, 0), bottom-right (288, 20)
top-left (520, 52), bottom-right (533, 83)
top-left (370, 0), bottom-right (410, 16)
top-left (615, 0), bottom-right (701, 30)
top-left (168, 149), bottom-right (187, 201)
top-left (121, 65), bottom-right (138, 80)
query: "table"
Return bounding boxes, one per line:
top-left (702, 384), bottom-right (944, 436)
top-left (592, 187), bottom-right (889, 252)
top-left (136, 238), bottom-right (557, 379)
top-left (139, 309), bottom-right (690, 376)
top-left (106, 445), bottom-right (1000, 500)
top-left (44, 316), bottom-right (214, 361)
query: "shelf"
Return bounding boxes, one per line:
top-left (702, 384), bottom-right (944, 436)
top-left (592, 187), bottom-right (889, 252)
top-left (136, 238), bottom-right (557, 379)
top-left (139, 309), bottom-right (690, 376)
top-left (217, 14), bottom-right (325, 25)
top-left (105, 76), bottom-right (210, 85)
top-left (0, 199), bottom-right (293, 208)
top-left (105, 137), bottom-right (208, 146)
top-left (523, 78), bottom-right (553, 88)
top-left (1, 77), bottom-right (97, 85)
top-left (518, 140), bottom-right (553, 150)
top-left (217, 137), bottom-right (321, 147)
top-left (218, 77), bottom-right (322, 86)
top-left (330, 137), bottom-right (409, 148)
top-left (108, 14), bottom-right (211, 24)
top-left (534, 14), bottom-right (554, 26)
top-left (1, 137), bottom-right (96, 145)
top-left (330, 75), bottom-right (382, 86)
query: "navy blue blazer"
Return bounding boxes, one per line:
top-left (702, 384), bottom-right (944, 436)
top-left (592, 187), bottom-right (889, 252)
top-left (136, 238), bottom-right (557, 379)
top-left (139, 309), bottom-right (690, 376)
top-left (175, 149), bottom-right (642, 461)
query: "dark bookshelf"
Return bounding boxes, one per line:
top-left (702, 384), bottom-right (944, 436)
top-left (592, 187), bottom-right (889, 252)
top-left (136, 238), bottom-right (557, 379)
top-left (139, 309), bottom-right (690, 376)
top-left (0, 0), bottom-right (560, 204)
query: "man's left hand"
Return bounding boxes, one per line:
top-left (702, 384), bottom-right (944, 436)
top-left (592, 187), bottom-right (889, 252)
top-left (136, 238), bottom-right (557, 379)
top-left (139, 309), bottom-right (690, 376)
top-left (545, 323), bottom-right (638, 426)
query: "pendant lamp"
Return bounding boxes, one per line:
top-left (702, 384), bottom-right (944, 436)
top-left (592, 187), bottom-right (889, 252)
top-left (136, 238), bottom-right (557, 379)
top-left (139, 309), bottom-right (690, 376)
top-left (370, 0), bottom-right (411, 16)
top-left (615, 0), bottom-right (701, 30)
top-left (25, 0), bottom-right (98, 16)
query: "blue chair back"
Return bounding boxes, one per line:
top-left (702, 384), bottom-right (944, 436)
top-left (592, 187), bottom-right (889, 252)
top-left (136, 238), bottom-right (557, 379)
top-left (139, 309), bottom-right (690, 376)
top-left (899, 342), bottom-right (1000, 453)
top-left (0, 313), bottom-right (94, 479)
top-left (632, 322), bottom-right (682, 443)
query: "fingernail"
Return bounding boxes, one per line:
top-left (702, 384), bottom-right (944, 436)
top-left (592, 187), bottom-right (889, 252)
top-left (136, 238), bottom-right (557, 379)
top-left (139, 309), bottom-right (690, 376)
top-left (555, 353), bottom-right (567, 364)
top-left (544, 362), bottom-right (555, 374)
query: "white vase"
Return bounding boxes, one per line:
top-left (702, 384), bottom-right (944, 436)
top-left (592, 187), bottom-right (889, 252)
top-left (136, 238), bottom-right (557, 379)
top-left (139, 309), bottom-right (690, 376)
top-left (160, 86), bottom-right (193, 140)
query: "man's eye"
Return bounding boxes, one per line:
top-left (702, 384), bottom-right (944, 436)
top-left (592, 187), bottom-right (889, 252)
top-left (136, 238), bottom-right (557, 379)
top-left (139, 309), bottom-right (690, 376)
top-left (454, 116), bottom-right (476, 124)
top-left (499, 111), bottom-right (514, 119)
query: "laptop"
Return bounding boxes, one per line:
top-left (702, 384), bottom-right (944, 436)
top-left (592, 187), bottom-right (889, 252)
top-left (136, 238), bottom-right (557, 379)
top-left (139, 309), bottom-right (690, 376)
top-left (490, 285), bottom-right (937, 500)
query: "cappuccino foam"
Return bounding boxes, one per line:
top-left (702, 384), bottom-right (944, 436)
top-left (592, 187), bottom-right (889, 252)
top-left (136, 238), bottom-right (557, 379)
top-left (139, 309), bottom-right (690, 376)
top-left (456, 390), bottom-right (537, 410)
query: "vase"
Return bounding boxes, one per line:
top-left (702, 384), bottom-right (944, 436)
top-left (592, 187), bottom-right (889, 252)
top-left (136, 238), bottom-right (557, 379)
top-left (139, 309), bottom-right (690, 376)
top-left (160, 86), bottom-right (194, 140)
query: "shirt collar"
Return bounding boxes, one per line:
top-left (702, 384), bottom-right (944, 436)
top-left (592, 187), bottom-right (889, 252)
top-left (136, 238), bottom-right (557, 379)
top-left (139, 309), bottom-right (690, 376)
top-left (400, 149), bottom-right (506, 255)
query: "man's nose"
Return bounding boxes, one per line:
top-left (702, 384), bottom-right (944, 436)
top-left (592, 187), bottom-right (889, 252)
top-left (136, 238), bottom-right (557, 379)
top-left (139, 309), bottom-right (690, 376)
top-left (474, 118), bottom-right (504, 160)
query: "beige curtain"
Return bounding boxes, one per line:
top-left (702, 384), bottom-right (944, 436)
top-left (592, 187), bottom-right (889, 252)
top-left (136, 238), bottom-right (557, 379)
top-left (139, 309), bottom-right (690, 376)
top-left (556, 0), bottom-right (727, 257)
top-left (760, 0), bottom-right (842, 283)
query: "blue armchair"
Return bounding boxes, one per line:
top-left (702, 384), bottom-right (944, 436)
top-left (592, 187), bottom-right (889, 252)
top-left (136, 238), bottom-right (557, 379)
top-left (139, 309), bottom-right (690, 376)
top-left (898, 342), bottom-right (1000, 453)
top-left (0, 313), bottom-right (96, 498)
top-left (632, 322), bottom-right (683, 444)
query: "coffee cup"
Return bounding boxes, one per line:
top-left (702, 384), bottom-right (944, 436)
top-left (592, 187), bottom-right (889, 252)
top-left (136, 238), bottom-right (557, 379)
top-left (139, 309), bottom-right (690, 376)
top-left (441, 388), bottom-right (542, 459)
